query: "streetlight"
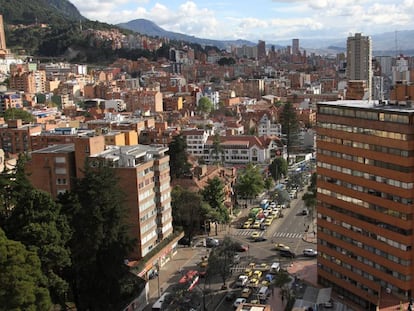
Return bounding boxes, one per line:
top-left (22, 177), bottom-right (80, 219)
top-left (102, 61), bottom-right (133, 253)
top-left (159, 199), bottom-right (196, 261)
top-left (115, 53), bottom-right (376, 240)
top-left (156, 262), bottom-right (161, 298)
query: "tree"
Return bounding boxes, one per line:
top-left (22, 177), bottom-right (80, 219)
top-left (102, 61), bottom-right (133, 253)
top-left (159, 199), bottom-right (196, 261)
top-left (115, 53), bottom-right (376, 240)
top-left (197, 97), bottom-right (213, 119)
top-left (269, 157), bottom-right (288, 182)
top-left (235, 164), bottom-right (265, 203)
top-left (172, 186), bottom-right (210, 240)
top-left (0, 228), bottom-right (52, 311)
top-left (264, 176), bottom-right (274, 191)
top-left (59, 163), bottom-right (136, 311)
top-left (280, 103), bottom-right (300, 164)
top-left (5, 189), bottom-right (72, 307)
top-left (211, 133), bottom-right (223, 163)
top-left (2, 108), bottom-right (35, 122)
top-left (201, 177), bottom-right (229, 224)
top-left (167, 135), bottom-right (191, 179)
top-left (207, 236), bottom-right (238, 288)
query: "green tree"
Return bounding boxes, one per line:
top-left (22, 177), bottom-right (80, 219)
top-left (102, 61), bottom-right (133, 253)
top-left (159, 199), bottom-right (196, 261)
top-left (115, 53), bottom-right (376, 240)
top-left (172, 186), bottom-right (210, 240)
top-left (3, 108), bottom-right (35, 122)
top-left (59, 163), bottom-right (136, 311)
top-left (197, 97), bottom-right (213, 119)
top-left (211, 133), bottom-right (224, 163)
top-left (280, 103), bottom-right (300, 164)
top-left (269, 157), bottom-right (288, 182)
top-left (5, 189), bottom-right (72, 307)
top-left (167, 135), bottom-right (191, 179)
top-left (0, 228), bottom-right (52, 311)
top-left (235, 164), bottom-right (265, 204)
top-left (207, 236), bottom-right (238, 288)
top-left (264, 177), bottom-right (274, 191)
top-left (201, 177), bottom-right (229, 224)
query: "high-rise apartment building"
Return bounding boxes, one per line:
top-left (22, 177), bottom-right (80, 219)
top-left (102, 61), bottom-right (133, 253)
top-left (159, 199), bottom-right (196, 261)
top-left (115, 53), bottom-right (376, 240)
top-left (346, 33), bottom-right (372, 100)
top-left (292, 38), bottom-right (299, 55)
top-left (316, 100), bottom-right (414, 310)
top-left (257, 40), bottom-right (266, 60)
top-left (26, 136), bottom-right (173, 260)
top-left (0, 15), bottom-right (7, 53)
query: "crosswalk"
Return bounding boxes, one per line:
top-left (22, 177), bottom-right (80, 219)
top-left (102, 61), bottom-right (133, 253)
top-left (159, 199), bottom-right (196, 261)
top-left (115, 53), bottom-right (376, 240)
top-left (233, 229), bottom-right (303, 239)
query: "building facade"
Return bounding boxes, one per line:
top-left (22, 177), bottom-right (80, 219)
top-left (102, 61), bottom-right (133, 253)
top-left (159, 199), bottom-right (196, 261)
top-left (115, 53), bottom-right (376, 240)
top-left (316, 100), bottom-right (414, 310)
top-left (346, 33), bottom-right (372, 100)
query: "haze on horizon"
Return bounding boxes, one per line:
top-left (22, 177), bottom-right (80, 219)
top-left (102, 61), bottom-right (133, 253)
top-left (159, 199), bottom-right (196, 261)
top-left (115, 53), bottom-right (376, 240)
top-left (69, 0), bottom-right (414, 42)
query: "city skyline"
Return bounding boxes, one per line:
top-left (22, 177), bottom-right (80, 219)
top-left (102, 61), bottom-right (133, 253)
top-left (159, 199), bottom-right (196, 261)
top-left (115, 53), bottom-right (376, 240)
top-left (70, 0), bottom-right (414, 42)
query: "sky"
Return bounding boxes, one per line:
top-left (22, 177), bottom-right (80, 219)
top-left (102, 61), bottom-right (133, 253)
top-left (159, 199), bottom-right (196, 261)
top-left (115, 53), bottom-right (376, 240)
top-left (69, 0), bottom-right (414, 42)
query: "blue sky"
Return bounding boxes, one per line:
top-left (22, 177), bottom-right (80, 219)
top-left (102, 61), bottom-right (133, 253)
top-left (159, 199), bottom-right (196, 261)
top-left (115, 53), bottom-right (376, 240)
top-left (69, 0), bottom-right (414, 42)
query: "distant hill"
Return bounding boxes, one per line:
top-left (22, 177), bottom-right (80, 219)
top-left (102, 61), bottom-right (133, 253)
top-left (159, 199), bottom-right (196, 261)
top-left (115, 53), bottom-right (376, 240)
top-left (0, 0), bottom-right (85, 25)
top-left (117, 19), bottom-right (257, 50)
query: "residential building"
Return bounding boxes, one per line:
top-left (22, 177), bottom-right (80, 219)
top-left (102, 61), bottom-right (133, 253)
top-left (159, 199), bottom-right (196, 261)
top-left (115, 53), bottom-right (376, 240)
top-left (346, 33), bottom-right (372, 100)
top-left (316, 99), bottom-right (414, 310)
top-left (26, 136), bottom-right (174, 261)
top-left (257, 113), bottom-right (282, 137)
top-left (0, 119), bottom-right (42, 155)
top-left (181, 128), bottom-right (210, 158)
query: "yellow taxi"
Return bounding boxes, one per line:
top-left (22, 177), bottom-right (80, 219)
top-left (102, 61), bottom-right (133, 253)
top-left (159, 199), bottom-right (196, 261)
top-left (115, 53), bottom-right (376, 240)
top-left (251, 231), bottom-right (261, 239)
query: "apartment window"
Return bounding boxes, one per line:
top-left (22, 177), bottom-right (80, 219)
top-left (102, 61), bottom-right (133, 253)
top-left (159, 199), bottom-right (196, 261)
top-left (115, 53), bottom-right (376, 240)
top-left (55, 157), bottom-right (66, 164)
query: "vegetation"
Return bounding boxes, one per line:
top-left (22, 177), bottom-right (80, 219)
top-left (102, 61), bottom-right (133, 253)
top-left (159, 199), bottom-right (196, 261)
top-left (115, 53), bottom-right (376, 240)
top-left (217, 57), bottom-right (236, 66)
top-left (211, 133), bottom-right (223, 163)
top-left (0, 228), bottom-right (52, 311)
top-left (235, 164), bottom-right (265, 203)
top-left (269, 157), bottom-right (288, 181)
top-left (58, 163), bottom-right (136, 310)
top-left (280, 103), bottom-right (300, 163)
top-left (172, 186), bottom-right (210, 240)
top-left (2, 108), bottom-right (35, 123)
top-left (197, 96), bottom-right (214, 119)
top-left (167, 134), bottom-right (191, 179)
top-left (201, 177), bottom-right (229, 224)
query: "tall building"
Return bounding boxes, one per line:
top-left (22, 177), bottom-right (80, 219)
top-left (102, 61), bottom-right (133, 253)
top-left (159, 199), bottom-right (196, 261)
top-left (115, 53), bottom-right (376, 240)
top-left (346, 33), bottom-right (372, 100)
top-left (0, 15), bottom-right (7, 53)
top-left (292, 38), bottom-right (299, 55)
top-left (316, 100), bottom-right (414, 310)
top-left (257, 40), bottom-right (266, 60)
top-left (26, 136), bottom-right (174, 261)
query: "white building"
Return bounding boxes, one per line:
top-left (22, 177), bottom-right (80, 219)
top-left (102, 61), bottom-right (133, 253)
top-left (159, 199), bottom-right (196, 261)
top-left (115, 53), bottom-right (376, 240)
top-left (181, 128), bottom-right (211, 157)
top-left (257, 113), bottom-right (282, 137)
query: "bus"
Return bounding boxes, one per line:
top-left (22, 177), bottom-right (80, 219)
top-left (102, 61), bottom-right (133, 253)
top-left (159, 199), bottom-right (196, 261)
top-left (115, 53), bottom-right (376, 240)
top-left (179, 270), bottom-right (199, 291)
top-left (152, 292), bottom-right (171, 310)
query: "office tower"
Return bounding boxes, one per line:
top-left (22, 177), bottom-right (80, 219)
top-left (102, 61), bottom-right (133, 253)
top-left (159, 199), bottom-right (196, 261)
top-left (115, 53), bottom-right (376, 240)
top-left (316, 100), bottom-right (414, 310)
top-left (0, 15), bottom-right (6, 52)
top-left (346, 33), bottom-right (372, 99)
top-left (292, 38), bottom-right (299, 55)
top-left (257, 40), bottom-right (266, 60)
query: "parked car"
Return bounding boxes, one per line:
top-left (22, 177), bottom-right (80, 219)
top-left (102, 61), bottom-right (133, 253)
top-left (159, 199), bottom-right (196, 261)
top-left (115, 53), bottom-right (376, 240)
top-left (253, 236), bottom-right (267, 242)
top-left (206, 237), bottom-right (219, 247)
top-left (241, 287), bottom-right (252, 298)
top-left (233, 297), bottom-right (247, 308)
top-left (225, 291), bottom-right (236, 301)
top-left (236, 275), bottom-right (249, 287)
top-left (303, 248), bottom-right (318, 257)
top-left (178, 236), bottom-right (191, 246)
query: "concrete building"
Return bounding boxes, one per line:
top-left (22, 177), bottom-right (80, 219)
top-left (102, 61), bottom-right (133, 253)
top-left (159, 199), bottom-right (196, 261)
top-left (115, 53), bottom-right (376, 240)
top-left (257, 40), bottom-right (266, 60)
top-left (316, 99), bottom-right (414, 310)
top-left (346, 33), bottom-right (372, 100)
top-left (26, 136), bottom-right (173, 260)
top-left (292, 38), bottom-right (300, 55)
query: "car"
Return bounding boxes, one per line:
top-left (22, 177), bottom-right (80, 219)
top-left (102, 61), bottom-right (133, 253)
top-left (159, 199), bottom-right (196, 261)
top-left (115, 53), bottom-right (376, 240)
top-left (235, 243), bottom-right (249, 252)
top-left (253, 270), bottom-right (263, 279)
top-left (241, 287), bottom-right (252, 298)
top-left (302, 208), bottom-right (309, 215)
top-left (253, 236), bottom-right (267, 242)
top-left (257, 263), bottom-right (270, 271)
top-left (248, 278), bottom-right (259, 287)
top-left (236, 275), bottom-right (249, 287)
top-left (252, 221), bottom-right (261, 229)
top-left (323, 300), bottom-right (334, 308)
top-left (243, 222), bottom-right (251, 229)
top-left (266, 215), bottom-right (274, 221)
top-left (251, 231), bottom-right (261, 239)
top-left (279, 249), bottom-right (296, 258)
top-left (206, 237), bottom-right (219, 247)
top-left (275, 243), bottom-right (290, 251)
top-left (269, 202), bottom-right (277, 208)
top-left (199, 260), bottom-right (208, 268)
top-left (233, 297), bottom-right (247, 308)
top-left (264, 219), bottom-right (272, 226)
top-left (244, 268), bottom-right (253, 277)
top-left (303, 248), bottom-right (318, 257)
top-left (233, 254), bottom-right (241, 264)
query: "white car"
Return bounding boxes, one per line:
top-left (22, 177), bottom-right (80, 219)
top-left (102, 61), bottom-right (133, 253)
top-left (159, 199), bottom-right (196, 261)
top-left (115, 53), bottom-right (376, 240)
top-left (233, 297), bottom-right (247, 308)
top-left (303, 248), bottom-right (317, 257)
top-left (236, 275), bottom-right (248, 287)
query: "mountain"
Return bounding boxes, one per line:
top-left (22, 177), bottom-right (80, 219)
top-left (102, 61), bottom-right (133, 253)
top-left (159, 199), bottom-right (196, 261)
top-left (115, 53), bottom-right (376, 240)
top-left (117, 19), bottom-right (256, 50)
top-left (0, 0), bottom-right (85, 25)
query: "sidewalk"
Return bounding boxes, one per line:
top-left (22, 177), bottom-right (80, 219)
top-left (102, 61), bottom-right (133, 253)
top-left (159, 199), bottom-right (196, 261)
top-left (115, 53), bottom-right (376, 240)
top-left (302, 218), bottom-right (317, 244)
